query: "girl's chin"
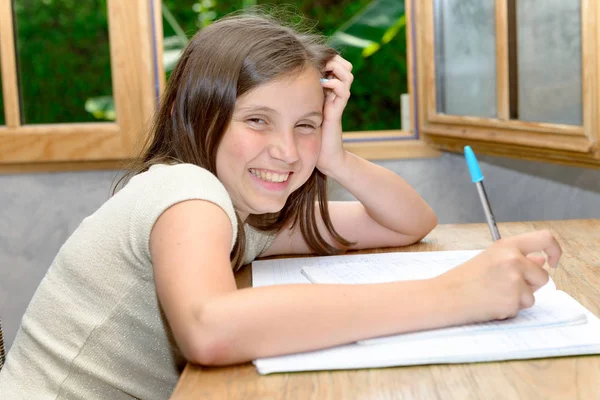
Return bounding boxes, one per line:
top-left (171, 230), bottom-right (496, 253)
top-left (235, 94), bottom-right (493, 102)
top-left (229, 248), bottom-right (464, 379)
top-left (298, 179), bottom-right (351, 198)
top-left (234, 201), bottom-right (287, 217)
top-left (252, 205), bottom-right (286, 215)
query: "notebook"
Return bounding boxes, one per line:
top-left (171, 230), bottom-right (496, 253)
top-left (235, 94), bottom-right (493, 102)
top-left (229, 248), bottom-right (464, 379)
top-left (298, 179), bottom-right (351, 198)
top-left (251, 250), bottom-right (600, 375)
top-left (299, 251), bottom-right (588, 345)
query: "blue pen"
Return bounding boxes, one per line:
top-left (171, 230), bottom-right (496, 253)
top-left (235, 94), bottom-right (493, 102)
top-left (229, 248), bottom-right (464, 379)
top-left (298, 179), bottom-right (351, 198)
top-left (464, 146), bottom-right (501, 241)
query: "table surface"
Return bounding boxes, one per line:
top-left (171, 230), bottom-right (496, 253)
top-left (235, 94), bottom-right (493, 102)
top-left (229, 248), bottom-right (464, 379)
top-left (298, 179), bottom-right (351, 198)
top-left (170, 219), bottom-right (600, 400)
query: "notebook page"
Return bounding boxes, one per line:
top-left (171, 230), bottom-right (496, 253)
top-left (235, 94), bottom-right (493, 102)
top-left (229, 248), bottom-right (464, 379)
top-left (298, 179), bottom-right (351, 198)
top-left (298, 252), bottom-right (567, 342)
top-left (252, 250), bottom-right (483, 287)
top-left (358, 290), bottom-right (585, 345)
top-left (300, 255), bottom-right (556, 295)
top-left (253, 306), bottom-right (600, 375)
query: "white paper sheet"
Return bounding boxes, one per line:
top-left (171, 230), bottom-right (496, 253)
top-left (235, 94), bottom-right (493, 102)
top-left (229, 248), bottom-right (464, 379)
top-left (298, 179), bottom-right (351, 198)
top-left (251, 250), bottom-right (600, 375)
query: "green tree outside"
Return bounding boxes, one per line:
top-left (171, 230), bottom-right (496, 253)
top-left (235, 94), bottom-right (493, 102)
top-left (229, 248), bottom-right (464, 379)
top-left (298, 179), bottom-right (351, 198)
top-left (13, 0), bottom-right (112, 124)
top-left (6, 0), bottom-right (406, 131)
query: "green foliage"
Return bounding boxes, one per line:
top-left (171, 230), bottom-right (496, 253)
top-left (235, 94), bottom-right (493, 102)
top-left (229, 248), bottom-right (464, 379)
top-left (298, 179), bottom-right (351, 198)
top-left (13, 0), bottom-right (112, 124)
top-left (85, 95), bottom-right (114, 121)
top-left (159, 0), bottom-right (407, 131)
top-left (329, 0), bottom-right (405, 70)
top-left (327, 0), bottom-right (406, 130)
top-left (343, 28), bottom-right (406, 131)
top-left (9, 0), bottom-right (406, 132)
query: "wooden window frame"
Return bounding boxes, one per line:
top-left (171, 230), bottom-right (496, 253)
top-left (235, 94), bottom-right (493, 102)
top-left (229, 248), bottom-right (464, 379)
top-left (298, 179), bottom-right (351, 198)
top-left (414, 0), bottom-right (600, 168)
top-left (0, 0), bottom-right (163, 172)
top-left (0, 0), bottom-right (440, 173)
top-left (341, 0), bottom-right (440, 161)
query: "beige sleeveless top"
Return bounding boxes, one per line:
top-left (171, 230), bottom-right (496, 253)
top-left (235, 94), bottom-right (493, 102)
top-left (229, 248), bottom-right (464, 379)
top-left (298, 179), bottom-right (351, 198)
top-left (0, 164), bottom-right (274, 399)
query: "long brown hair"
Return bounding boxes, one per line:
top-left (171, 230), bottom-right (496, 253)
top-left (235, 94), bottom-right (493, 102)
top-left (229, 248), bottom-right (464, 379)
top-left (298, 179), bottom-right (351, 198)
top-left (115, 11), bottom-right (353, 269)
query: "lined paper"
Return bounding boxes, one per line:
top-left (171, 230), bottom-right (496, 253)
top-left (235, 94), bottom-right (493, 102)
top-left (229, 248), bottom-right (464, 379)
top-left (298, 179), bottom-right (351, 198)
top-left (253, 306), bottom-right (600, 374)
top-left (253, 250), bottom-right (484, 287)
top-left (358, 291), bottom-right (586, 345)
top-left (250, 250), bottom-right (600, 375)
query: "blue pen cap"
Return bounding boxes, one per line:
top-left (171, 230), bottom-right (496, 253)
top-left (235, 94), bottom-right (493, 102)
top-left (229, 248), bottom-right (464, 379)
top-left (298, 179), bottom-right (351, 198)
top-left (464, 146), bottom-right (484, 183)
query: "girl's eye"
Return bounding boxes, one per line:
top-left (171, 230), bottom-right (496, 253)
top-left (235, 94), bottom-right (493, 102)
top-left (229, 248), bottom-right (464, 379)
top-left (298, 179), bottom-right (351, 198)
top-left (247, 118), bottom-right (267, 126)
top-left (296, 124), bottom-right (317, 134)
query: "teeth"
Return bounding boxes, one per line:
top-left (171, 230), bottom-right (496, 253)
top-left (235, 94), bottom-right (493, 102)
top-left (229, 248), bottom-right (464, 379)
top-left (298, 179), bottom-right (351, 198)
top-left (250, 169), bottom-right (290, 183)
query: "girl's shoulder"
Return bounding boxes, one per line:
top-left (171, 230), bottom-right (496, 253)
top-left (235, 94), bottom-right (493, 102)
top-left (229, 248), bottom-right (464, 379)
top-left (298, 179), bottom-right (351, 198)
top-left (137, 162), bottom-right (215, 184)
top-left (124, 163), bottom-right (238, 252)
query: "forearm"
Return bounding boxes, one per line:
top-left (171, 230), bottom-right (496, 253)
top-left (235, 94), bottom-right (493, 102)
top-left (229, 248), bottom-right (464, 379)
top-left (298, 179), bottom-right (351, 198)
top-left (323, 151), bottom-right (437, 238)
top-left (192, 279), bottom-right (458, 365)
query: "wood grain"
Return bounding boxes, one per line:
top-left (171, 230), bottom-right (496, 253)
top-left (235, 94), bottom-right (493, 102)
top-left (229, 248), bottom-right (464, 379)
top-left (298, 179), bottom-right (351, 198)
top-left (406, 0), bottom-right (415, 134)
top-left (582, 0), bottom-right (597, 143)
top-left (0, 0), bottom-right (159, 165)
top-left (423, 122), bottom-right (592, 153)
top-left (422, 0), bottom-right (437, 121)
top-left (428, 113), bottom-right (586, 137)
top-left (170, 219), bottom-right (600, 400)
top-left (108, 0), bottom-right (157, 155)
top-left (495, 0), bottom-right (509, 121)
top-left (426, 135), bottom-right (600, 169)
top-left (416, 0), bottom-right (600, 167)
top-left (0, 0), bottom-right (21, 128)
top-left (344, 139), bottom-right (441, 160)
top-left (343, 130), bottom-right (414, 139)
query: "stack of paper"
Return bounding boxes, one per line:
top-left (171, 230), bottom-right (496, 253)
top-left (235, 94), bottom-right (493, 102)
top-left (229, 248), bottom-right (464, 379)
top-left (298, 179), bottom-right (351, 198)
top-left (251, 250), bottom-right (600, 375)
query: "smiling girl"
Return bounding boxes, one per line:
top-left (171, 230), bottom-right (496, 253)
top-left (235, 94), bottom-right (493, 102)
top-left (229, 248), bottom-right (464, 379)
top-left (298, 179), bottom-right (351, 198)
top-left (0, 11), bottom-right (561, 400)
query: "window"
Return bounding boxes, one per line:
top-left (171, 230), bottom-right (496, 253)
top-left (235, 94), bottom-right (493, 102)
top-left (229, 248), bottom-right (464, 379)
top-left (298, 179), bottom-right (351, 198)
top-left (157, 0), bottom-right (438, 161)
top-left (0, 0), bottom-right (162, 171)
top-left (414, 0), bottom-right (599, 167)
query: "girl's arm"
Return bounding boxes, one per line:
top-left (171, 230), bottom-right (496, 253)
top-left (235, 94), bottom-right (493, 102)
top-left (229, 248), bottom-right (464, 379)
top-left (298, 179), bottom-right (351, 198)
top-left (152, 200), bottom-right (557, 366)
top-left (320, 151), bottom-right (438, 245)
top-left (263, 56), bottom-right (436, 257)
top-left (261, 163), bottom-right (437, 257)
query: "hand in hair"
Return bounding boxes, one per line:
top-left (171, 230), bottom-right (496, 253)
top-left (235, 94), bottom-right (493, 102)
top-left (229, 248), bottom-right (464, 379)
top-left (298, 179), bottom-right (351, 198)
top-left (316, 55), bottom-right (354, 176)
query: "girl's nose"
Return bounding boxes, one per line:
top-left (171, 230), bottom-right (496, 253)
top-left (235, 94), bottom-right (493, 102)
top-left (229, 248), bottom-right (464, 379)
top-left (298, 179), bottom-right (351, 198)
top-left (268, 130), bottom-right (299, 164)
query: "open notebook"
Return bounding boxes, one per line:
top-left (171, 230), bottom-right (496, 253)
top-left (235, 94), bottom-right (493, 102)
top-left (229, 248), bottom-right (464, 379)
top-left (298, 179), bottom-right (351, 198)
top-left (251, 250), bottom-right (600, 375)
top-left (300, 251), bottom-right (588, 345)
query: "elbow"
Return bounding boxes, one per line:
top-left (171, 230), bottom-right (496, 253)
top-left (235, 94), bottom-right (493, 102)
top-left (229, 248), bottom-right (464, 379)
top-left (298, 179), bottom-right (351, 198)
top-left (420, 209), bottom-right (438, 238)
top-left (183, 336), bottom-right (231, 367)
top-left (425, 209), bottom-right (438, 234)
top-left (178, 307), bottom-right (234, 366)
top-left (407, 209), bottom-right (438, 245)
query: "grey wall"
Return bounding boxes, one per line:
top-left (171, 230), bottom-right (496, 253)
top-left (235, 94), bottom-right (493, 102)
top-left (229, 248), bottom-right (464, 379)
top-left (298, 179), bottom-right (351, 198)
top-left (1, 153), bottom-right (599, 350)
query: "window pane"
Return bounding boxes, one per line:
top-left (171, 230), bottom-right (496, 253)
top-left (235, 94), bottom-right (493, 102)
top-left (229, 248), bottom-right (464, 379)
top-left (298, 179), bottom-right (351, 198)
top-left (516, 0), bottom-right (582, 125)
top-left (434, 0), bottom-right (497, 118)
top-left (160, 0), bottom-right (402, 132)
top-left (14, 0), bottom-right (114, 124)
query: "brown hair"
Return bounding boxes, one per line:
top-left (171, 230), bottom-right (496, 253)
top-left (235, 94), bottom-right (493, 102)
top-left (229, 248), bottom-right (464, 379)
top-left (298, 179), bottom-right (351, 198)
top-left (115, 11), bottom-right (353, 269)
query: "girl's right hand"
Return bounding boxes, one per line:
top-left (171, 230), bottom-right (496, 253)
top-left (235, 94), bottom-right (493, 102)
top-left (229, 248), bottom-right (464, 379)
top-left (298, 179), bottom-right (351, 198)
top-left (434, 230), bottom-right (562, 324)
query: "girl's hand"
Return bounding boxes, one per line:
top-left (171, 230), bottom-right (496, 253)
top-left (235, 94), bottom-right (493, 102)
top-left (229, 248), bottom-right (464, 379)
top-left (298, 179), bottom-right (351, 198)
top-left (316, 55), bottom-right (354, 176)
top-left (433, 230), bottom-right (562, 323)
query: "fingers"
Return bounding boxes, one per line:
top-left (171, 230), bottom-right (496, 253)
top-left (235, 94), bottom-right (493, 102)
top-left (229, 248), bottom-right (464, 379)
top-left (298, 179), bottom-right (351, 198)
top-left (334, 55), bottom-right (353, 71)
top-left (321, 56), bottom-right (354, 99)
top-left (320, 58), bottom-right (353, 117)
top-left (526, 253), bottom-right (546, 267)
top-left (498, 230), bottom-right (562, 268)
top-left (324, 55), bottom-right (353, 75)
top-left (520, 255), bottom-right (549, 292)
top-left (323, 57), bottom-right (353, 83)
top-left (320, 78), bottom-right (350, 105)
top-left (520, 289), bottom-right (535, 309)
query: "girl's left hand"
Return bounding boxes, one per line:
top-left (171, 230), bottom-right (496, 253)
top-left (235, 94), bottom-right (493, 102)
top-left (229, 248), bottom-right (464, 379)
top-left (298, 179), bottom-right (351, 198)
top-left (316, 55), bottom-right (354, 175)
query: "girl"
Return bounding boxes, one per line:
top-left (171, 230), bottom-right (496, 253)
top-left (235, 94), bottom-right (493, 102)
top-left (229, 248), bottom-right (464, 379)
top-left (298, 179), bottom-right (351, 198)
top-left (0, 11), bottom-right (560, 400)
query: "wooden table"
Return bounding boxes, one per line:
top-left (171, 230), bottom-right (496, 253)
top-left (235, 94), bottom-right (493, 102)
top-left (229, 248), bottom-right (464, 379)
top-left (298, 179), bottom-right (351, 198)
top-left (170, 220), bottom-right (600, 400)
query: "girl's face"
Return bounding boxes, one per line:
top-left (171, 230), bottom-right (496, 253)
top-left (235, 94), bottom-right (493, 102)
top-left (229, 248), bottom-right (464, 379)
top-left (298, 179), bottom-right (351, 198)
top-left (216, 67), bottom-right (324, 220)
